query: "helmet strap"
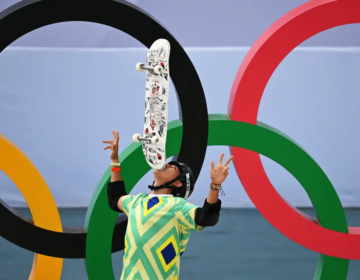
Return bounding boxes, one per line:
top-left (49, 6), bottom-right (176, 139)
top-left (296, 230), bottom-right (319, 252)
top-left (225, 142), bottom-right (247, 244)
top-left (148, 176), bottom-right (180, 191)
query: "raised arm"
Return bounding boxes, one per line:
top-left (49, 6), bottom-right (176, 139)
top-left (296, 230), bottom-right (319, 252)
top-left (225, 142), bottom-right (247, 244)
top-left (195, 153), bottom-right (233, 227)
top-left (103, 130), bottom-right (127, 212)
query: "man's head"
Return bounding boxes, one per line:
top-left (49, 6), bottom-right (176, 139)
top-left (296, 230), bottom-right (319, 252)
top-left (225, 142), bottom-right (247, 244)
top-left (149, 161), bottom-right (195, 199)
top-left (153, 163), bottom-right (182, 188)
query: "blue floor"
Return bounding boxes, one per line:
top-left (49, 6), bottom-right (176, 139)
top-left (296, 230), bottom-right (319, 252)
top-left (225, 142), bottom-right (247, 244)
top-left (1, 208), bottom-right (359, 280)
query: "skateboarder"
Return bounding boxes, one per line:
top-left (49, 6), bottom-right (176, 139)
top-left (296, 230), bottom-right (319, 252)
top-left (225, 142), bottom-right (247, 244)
top-left (104, 130), bottom-right (233, 280)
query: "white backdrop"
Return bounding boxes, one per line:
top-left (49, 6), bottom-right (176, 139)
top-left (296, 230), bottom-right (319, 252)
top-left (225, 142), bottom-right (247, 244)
top-left (0, 46), bottom-right (360, 208)
top-left (1, 0), bottom-right (360, 48)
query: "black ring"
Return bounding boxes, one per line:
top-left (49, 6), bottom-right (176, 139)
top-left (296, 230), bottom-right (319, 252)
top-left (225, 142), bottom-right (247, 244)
top-left (0, 0), bottom-right (208, 258)
top-left (0, 199), bottom-right (127, 258)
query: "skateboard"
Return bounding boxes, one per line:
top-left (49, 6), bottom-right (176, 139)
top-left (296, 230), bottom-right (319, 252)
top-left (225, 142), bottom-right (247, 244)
top-left (132, 39), bottom-right (170, 170)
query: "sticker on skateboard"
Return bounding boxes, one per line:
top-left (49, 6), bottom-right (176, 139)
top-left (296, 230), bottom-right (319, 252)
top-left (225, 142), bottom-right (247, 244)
top-left (132, 39), bottom-right (170, 170)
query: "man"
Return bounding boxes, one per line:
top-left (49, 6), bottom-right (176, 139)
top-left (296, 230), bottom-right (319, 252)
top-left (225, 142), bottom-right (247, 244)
top-left (104, 130), bottom-right (233, 280)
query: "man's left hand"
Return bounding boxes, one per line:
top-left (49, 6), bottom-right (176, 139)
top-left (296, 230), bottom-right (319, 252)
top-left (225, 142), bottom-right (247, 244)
top-left (210, 153), bottom-right (234, 185)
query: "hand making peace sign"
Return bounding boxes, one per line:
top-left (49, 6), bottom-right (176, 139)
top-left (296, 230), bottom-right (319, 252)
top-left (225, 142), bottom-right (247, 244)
top-left (103, 130), bottom-right (120, 162)
top-left (210, 153), bottom-right (234, 185)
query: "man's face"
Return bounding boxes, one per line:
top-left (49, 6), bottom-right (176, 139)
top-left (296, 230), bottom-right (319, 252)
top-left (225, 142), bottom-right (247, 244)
top-left (154, 163), bottom-right (182, 187)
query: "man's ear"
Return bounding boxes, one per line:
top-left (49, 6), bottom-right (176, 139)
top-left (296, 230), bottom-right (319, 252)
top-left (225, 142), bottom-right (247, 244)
top-left (172, 180), bottom-right (183, 188)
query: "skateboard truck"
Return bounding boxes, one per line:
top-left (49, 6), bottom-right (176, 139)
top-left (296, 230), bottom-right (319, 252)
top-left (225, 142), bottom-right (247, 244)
top-left (136, 63), bottom-right (163, 75)
top-left (132, 133), bottom-right (159, 144)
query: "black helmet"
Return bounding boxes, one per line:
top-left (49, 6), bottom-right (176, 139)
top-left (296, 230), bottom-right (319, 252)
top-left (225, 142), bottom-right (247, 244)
top-left (168, 161), bottom-right (195, 199)
top-left (148, 161), bottom-right (195, 199)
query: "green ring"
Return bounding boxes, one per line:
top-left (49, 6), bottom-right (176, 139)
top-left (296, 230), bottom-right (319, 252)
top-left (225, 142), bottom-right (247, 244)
top-left (84, 114), bottom-right (348, 280)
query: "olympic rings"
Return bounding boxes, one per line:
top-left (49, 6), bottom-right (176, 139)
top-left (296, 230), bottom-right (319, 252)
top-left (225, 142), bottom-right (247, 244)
top-left (1, 0), bottom-right (358, 279)
top-left (0, 201), bottom-right (129, 258)
top-left (0, 0), bottom-right (207, 259)
top-left (85, 115), bottom-right (348, 280)
top-left (228, 0), bottom-right (360, 260)
top-left (0, 134), bottom-right (63, 280)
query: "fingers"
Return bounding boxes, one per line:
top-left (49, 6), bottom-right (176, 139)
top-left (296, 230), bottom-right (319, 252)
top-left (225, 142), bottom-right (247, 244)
top-left (210, 160), bottom-right (215, 170)
top-left (222, 166), bottom-right (230, 176)
top-left (218, 153), bottom-right (224, 165)
top-left (104, 145), bottom-right (113, 151)
top-left (224, 155), bottom-right (234, 167)
top-left (105, 130), bottom-right (119, 146)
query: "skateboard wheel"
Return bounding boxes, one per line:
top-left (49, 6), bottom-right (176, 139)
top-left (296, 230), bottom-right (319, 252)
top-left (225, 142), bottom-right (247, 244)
top-left (150, 136), bottom-right (159, 144)
top-left (132, 133), bottom-right (141, 143)
top-left (136, 63), bottom-right (145, 72)
top-left (153, 65), bottom-right (163, 75)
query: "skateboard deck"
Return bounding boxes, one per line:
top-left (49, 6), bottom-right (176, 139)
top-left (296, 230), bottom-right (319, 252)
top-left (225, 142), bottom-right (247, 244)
top-left (135, 39), bottom-right (170, 170)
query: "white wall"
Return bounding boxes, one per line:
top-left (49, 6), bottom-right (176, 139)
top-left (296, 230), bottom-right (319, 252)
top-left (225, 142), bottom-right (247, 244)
top-left (1, 46), bottom-right (360, 208)
top-left (1, 0), bottom-right (360, 48)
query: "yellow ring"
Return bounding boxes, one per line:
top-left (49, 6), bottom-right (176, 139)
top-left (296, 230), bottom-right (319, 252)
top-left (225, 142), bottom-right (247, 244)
top-left (0, 134), bottom-right (63, 280)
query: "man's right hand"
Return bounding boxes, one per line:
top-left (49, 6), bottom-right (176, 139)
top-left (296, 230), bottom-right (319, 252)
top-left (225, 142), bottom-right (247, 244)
top-left (103, 130), bottom-right (120, 162)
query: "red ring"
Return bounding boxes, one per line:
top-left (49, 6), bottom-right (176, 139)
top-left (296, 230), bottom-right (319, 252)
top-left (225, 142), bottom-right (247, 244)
top-left (228, 0), bottom-right (360, 259)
